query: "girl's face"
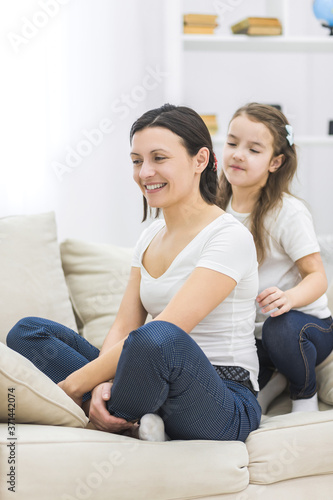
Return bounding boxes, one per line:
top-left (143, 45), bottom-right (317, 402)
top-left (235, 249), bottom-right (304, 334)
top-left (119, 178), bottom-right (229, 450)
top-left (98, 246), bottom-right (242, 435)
top-left (130, 126), bottom-right (208, 211)
top-left (222, 114), bottom-right (282, 191)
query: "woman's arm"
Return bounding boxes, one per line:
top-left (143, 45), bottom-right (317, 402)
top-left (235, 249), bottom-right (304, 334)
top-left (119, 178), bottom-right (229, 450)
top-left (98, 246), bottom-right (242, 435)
top-left (60, 266), bottom-right (237, 399)
top-left (154, 267), bottom-right (237, 332)
top-left (99, 267), bottom-right (148, 355)
top-left (257, 252), bottom-right (328, 317)
top-left (59, 266), bottom-right (147, 400)
top-left (59, 337), bottom-right (127, 401)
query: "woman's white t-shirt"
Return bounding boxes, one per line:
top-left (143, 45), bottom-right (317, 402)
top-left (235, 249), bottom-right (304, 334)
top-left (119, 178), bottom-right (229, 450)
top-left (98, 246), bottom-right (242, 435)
top-left (132, 213), bottom-right (259, 391)
top-left (227, 194), bottom-right (331, 339)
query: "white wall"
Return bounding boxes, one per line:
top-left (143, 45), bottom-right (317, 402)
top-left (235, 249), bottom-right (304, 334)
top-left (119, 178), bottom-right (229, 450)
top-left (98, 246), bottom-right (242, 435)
top-left (1, 0), bottom-right (166, 247)
top-left (1, 0), bottom-right (332, 247)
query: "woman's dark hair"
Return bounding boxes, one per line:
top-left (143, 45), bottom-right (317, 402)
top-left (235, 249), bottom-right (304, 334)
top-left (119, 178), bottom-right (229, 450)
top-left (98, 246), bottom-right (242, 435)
top-left (217, 102), bottom-right (298, 264)
top-left (130, 103), bottom-right (218, 221)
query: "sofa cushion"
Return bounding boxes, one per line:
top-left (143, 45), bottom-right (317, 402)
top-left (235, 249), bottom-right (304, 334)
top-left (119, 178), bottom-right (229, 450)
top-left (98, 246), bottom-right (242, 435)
top-left (0, 342), bottom-right (88, 427)
top-left (316, 349), bottom-right (333, 405)
top-left (0, 424), bottom-right (249, 500)
top-left (315, 244), bottom-right (333, 405)
top-left (0, 212), bottom-right (77, 344)
top-left (326, 276), bottom-right (333, 313)
top-left (218, 475), bottom-right (333, 500)
top-left (246, 410), bottom-right (333, 485)
top-left (316, 272), bottom-right (333, 404)
top-left (60, 239), bottom-right (133, 349)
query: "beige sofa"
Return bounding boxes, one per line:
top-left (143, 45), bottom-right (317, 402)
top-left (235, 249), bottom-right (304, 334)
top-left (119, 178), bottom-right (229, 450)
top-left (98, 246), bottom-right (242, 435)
top-left (1, 212), bottom-right (333, 500)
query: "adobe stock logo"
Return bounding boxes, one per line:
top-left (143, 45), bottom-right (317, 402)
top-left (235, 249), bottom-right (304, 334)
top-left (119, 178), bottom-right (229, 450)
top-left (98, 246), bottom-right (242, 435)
top-left (7, 0), bottom-right (71, 53)
top-left (51, 65), bottom-right (168, 182)
top-left (212, 0), bottom-right (245, 16)
top-left (61, 442), bottom-right (138, 500)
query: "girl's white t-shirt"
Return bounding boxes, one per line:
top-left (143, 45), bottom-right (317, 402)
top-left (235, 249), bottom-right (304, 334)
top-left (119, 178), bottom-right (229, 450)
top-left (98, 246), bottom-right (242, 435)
top-left (132, 213), bottom-right (259, 391)
top-left (227, 194), bottom-right (331, 339)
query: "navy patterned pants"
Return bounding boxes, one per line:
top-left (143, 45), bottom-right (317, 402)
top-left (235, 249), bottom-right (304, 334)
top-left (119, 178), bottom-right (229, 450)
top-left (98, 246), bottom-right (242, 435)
top-left (257, 310), bottom-right (333, 399)
top-left (7, 317), bottom-right (261, 441)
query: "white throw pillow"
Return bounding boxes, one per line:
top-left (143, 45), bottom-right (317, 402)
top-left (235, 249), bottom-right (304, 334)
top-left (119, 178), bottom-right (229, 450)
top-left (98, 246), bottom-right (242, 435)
top-left (316, 349), bottom-right (333, 405)
top-left (316, 279), bottom-right (333, 405)
top-left (60, 239), bottom-right (133, 349)
top-left (0, 212), bottom-right (77, 344)
top-left (0, 343), bottom-right (88, 427)
top-left (326, 278), bottom-right (333, 314)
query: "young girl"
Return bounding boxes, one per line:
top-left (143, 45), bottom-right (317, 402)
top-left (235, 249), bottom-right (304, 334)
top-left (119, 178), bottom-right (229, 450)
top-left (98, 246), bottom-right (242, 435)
top-left (218, 102), bottom-right (333, 414)
top-left (7, 104), bottom-right (261, 441)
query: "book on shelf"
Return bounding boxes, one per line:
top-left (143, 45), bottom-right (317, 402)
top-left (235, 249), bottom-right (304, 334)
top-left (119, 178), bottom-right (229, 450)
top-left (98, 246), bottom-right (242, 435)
top-left (184, 14), bottom-right (218, 26)
top-left (231, 17), bottom-right (282, 36)
top-left (241, 26), bottom-right (282, 36)
top-left (184, 25), bottom-right (217, 35)
top-left (184, 13), bottom-right (218, 35)
top-left (200, 114), bottom-right (218, 135)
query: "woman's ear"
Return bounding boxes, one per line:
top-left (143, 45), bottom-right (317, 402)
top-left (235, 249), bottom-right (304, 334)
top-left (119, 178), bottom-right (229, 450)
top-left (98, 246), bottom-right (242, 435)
top-left (269, 153), bottom-right (284, 173)
top-left (195, 147), bottom-right (210, 173)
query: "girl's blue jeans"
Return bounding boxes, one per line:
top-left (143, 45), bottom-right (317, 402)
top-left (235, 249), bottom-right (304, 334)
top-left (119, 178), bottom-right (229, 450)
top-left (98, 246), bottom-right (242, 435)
top-left (7, 317), bottom-right (261, 441)
top-left (256, 310), bottom-right (333, 400)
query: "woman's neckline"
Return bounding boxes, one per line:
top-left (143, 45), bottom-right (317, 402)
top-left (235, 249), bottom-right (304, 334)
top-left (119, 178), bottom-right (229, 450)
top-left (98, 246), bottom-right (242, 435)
top-left (142, 213), bottom-right (228, 280)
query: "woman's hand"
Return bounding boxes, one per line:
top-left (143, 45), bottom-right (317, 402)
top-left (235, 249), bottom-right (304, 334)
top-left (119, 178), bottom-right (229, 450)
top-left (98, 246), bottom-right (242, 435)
top-left (88, 382), bottom-right (134, 433)
top-left (257, 287), bottom-right (293, 317)
top-left (57, 379), bottom-right (83, 407)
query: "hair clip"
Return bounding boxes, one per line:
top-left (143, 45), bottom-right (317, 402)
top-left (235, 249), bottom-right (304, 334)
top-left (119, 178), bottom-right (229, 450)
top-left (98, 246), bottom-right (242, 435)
top-left (285, 124), bottom-right (294, 146)
top-left (212, 152), bottom-right (218, 172)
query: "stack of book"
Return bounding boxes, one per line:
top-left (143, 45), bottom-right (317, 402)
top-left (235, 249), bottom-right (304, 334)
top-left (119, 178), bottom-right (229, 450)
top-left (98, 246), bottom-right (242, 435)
top-left (183, 14), bottom-right (218, 35)
top-left (231, 17), bottom-right (282, 36)
top-left (200, 115), bottom-right (218, 135)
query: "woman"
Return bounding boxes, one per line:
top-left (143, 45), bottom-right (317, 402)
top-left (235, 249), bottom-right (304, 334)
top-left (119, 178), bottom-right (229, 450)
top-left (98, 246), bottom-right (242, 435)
top-left (7, 104), bottom-right (261, 441)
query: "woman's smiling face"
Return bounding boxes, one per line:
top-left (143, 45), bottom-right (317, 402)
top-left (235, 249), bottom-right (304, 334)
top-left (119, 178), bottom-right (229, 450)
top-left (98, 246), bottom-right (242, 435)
top-left (130, 126), bottom-right (203, 210)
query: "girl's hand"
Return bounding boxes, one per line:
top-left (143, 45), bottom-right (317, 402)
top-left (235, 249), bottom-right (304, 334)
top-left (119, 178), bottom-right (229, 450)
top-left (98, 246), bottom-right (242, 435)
top-left (57, 379), bottom-right (83, 407)
top-left (89, 382), bottom-right (134, 433)
top-left (256, 287), bottom-right (292, 317)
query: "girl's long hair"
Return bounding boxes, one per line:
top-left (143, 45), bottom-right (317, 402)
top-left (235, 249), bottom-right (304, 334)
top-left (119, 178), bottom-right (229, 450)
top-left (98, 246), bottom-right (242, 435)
top-left (217, 103), bottom-right (297, 264)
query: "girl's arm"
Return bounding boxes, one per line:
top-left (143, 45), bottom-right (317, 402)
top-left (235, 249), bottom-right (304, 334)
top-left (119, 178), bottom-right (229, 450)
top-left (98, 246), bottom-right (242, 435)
top-left (257, 252), bottom-right (328, 317)
top-left (60, 266), bottom-right (237, 399)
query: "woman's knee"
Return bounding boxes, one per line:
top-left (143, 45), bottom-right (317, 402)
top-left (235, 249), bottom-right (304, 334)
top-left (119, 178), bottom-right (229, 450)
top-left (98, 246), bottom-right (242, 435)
top-left (7, 316), bottom-right (41, 348)
top-left (127, 321), bottom-right (187, 354)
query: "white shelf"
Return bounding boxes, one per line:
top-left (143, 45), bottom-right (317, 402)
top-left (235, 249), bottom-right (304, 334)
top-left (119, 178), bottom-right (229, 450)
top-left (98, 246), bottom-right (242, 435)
top-left (183, 35), bottom-right (333, 52)
top-left (212, 136), bottom-right (333, 146)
